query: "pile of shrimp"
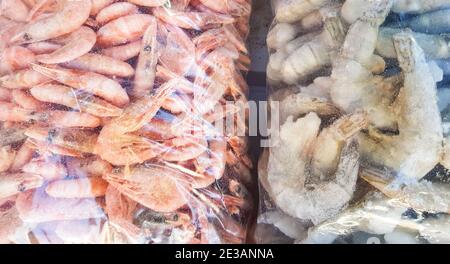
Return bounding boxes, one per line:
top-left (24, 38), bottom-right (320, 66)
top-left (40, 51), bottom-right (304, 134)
top-left (0, 0), bottom-right (253, 244)
top-left (258, 0), bottom-right (450, 244)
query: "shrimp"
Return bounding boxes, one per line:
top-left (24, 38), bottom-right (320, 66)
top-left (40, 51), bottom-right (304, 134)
top-left (267, 111), bottom-right (364, 224)
top-left (361, 167), bottom-right (450, 214)
top-left (267, 23), bottom-right (302, 50)
top-left (10, 140), bottom-right (35, 172)
top-left (274, 0), bottom-right (332, 23)
top-left (0, 46), bottom-right (36, 75)
top-left (376, 27), bottom-right (450, 60)
top-left (360, 33), bottom-right (444, 181)
top-left (159, 24), bottom-right (196, 77)
top-left (133, 17), bottom-right (158, 98)
top-left (160, 136), bottom-right (208, 162)
top-left (0, 146), bottom-right (16, 173)
top-left (300, 192), bottom-right (450, 244)
top-left (62, 53), bottom-right (135, 78)
top-left (281, 15), bottom-right (345, 85)
top-left (0, 198), bottom-right (28, 244)
top-left (95, 79), bottom-right (177, 166)
top-left (0, 173), bottom-right (43, 200)
top-left (10, 0), bottom-right (92, 44)
top-left (31, 64), bottom-right (130, 107)
top-left (25, 126), bottom-right (98, 155)
top-left (153, 7), bottom-right (235, 30)
top-left (45, 177), bottom-right (109, 198)
top-left (15, 190), bottom-right (105, 223)
top-left (103, 186), bottom-right (145, 244)
top-left (26, 41), bottom-right (61, 55)
top-left (66, 157), bottom-right (112, 179)
top-left (0, 0), bottom-right (30, 22)
top-left (126, 0), bottom-right (167, 7)
top-left (97, 14), bottom-right (155, 47)
top-left (330, 0), bottom-right (393, 112)
top-left (100, 40), bottom-right (142, 61)
top-left (22, 160), bottom-right (68, 181)
top-left (12, 89), bottom-right (46, 111)
top-left (311, 112), bottom-right (367, 181)
top-left (0, 106), bottom-right (101, 128)
top-left (27, 137), bottom-right (83, 157)
top-left (0, 69), bottom-right (50, 89)
top-left (35, 26), bottom-right (96, 64)
top-left (103, 165), bottom-right (189, 213)
top-left (96, 2), bottom-right (139, 25)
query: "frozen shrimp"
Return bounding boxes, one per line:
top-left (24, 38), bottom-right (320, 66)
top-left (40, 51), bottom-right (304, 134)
top-left (100, 40), bottom-right (142, 61)
top-left (341, 0), bottom-right (393, 24)
top-left (22, 160), bottom-right (68, 181)
top-left (35, 26), bottom-right (96, 64)
top-left (10, 140), bottom-right (35, 172)
top-left (274, 0), bottom-right (332, 23)
top-left (0, 98), bottom-right (100, 127)
top-left (361, 168), bottom-right (450, 214)
top-left (361, 33), bottom-right (444, 181)
top-left (10, 0), bottom-right (92, 44)
top-left (26, 41), bottom-right (61, 55)
top-left (133, 17), bottom-right (158, 98)
top-left (25, 127), bottom-right (98, 155)
top-left (96, 2), bottom-right (139, 25)
top-left (66, 157), bottom-right (112, 178)
top-left (31, 64), bottom-right (130, 107)
top-left (267, 111), bottom-right (364, 224)
top-left (97, 14), bottom-right (155, 47)
top-left (281, 15), bottom-right (345, 84)
top-left (161, 136), bottom-right (208, 162)
top-left (0, 69), bottom-right (50, 89)
top-left (95, 80), bottom-right (177, 166)
top-left (16, 190), bottom-right (105, 223)
top-left (267, 23), bottom-right (302, 50)
top-left (0, 46), bottom-right (36, 75)
top-left (376, 27), bottom-right (450, 60)
top-left (159, 24), bottom-right (196, 77)
top-left (0, 173), bottom-right (43, 200)
top-left (46, 178), bottom-right (109, 198)
top-left (62, 53), bottom-right (135, 78)
top-left (11, 90), bottom-right (46, 111)
top-left (103, 165), bottom-right (189, 213)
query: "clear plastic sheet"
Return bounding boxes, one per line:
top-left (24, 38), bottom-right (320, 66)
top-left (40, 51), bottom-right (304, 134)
top-left (0, 0), bottom-right (253, 244)
top-left (256, 0), bottom-right (450, 244)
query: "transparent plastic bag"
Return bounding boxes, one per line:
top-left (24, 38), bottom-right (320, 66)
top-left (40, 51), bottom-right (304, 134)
top-left (256, 0), bottom-right (450, 244)
top-left (0, 0), bottom-right (253, 244)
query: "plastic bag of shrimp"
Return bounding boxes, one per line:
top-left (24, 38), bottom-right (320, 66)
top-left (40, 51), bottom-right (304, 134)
top-left (0, 0), bottom-right (254, 244)
top-left (255, 0), bottom-right (450, 244)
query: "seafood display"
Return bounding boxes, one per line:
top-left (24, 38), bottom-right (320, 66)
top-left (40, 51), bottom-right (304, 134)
top-left (0, 0), bottom-right (253, 244)
top-left (257, 0), bottom-right (450, 244)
